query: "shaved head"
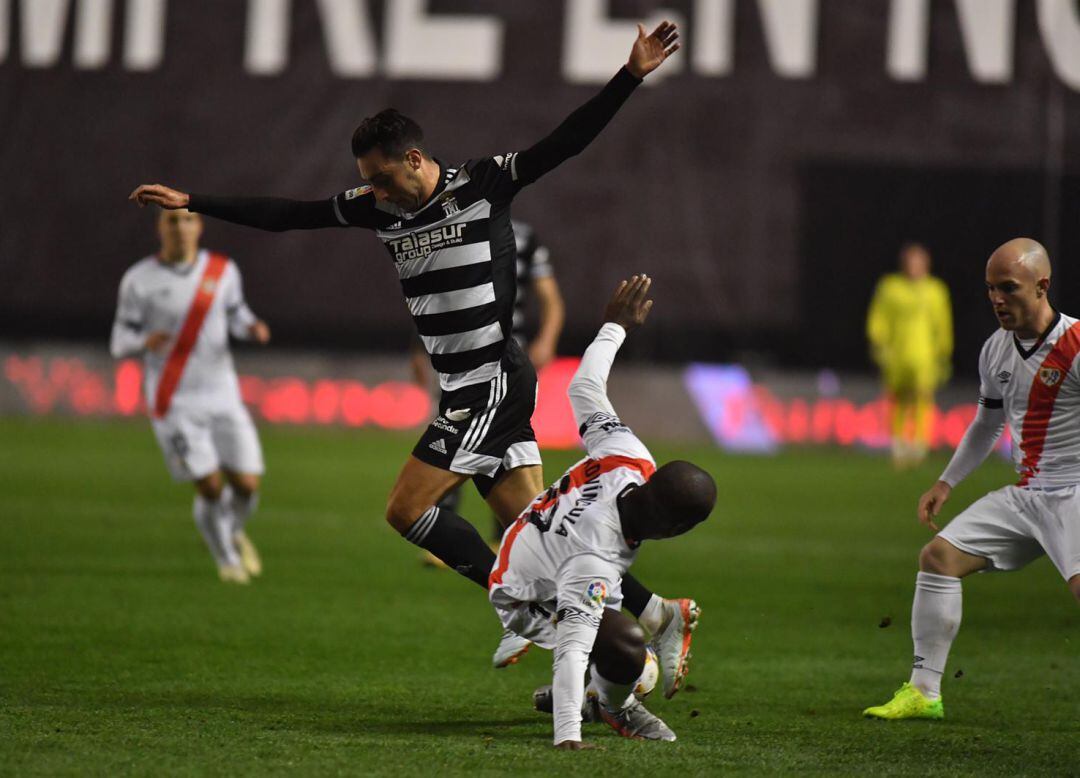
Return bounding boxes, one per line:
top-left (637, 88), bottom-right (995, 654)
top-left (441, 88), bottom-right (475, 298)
top-left (987, 237), bottom-right (1051, 281)
top-left (985, 237), bottom-right (1054, 337)
top-left (617, 460), bottom-right (717, 541)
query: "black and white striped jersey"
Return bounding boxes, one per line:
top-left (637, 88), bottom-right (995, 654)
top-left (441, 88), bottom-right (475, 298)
top-left (510, 220), bottom-right (553, 345)
top-left (189, 66), bottom-right (643, 394)
top-left (331, 156), bottom-right (525, 391)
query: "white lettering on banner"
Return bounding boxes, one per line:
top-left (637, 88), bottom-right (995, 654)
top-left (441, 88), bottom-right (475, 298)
top-left (384, 0), bottom-right (502, 81)
top-left (124, 0), bottom-right (166, 71)
top-left (245, 0), bottom-right (376, 77)
top-left (887, 0), bottom-right (1014, 83)
top-left (2, 0), bottom-right (164, 70)
top-left (1, 0), bottom-right (1080, 92)
top-left (1038, 0), bottom-right (1080, 91)
top-left (562, 0), bottom-right (683, 85)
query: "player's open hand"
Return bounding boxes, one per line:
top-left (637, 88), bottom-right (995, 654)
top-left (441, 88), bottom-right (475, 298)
top-left (144, 331), bottom-right (172, 355)
top-left (129, 184), bottom-right (190, 210)
top-left (917, 480), bottom-right (952, 532)
top-left (604, 274), bottom-right (653, 333)
top-left (626, 20), bottom-right (680, 79)
top-left (554, 740), bottom-right (602, 751)
top-left (249, 320), bottom-right (271, 345)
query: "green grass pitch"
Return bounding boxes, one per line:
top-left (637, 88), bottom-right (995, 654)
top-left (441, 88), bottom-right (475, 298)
top-left (1, 417), bottom-right (1076, 775)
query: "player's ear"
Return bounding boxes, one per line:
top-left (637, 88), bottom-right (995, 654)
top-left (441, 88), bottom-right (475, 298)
top-left (404, 147), bottom-right (423, 171)
top-left (1037, 277), bottom-right (1050, 298)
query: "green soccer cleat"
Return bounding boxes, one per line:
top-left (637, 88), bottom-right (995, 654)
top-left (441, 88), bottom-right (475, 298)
top-left (863, 682), bottom-right (944, 721)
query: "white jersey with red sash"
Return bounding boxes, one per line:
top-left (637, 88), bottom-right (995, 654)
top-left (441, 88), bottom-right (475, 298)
top-left (978, 312), bottom-right (1080, 488)
top-left (110, 250), bottom-right (257, 415)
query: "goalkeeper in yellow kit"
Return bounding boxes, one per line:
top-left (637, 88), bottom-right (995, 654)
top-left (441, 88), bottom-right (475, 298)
top-left (867, 243), bottom-right (953, 468)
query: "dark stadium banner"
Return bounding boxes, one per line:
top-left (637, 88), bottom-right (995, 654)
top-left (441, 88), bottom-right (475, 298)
top-left (2, 1), bottom-right (1079, 373)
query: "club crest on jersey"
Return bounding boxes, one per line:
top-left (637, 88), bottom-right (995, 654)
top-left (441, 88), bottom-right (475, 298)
top-left (584, 581), bottom-right (607, 609)
top-left (345, 185), bottom-right (372, 200)
top-left (200, 278), bottom-right (219, 294)
top-left (440, 193), bottom-right (460, 218)
top-left (1039, 367), bottom-right (1063, 387)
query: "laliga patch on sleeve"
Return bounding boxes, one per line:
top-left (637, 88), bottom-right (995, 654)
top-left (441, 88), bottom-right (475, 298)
top-left (581, 580), bottom-right (608, 612)
top-left (344, 185), bottom-right (373, 200)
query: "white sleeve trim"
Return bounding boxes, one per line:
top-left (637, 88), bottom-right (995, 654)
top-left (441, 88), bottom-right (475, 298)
top-left (331, 196), bottom-right (348, 226)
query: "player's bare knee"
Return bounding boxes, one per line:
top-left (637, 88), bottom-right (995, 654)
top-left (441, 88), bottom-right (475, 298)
top-left (229, 473), bottom-right (260, 498)
top-left (918, 539), bottom-right (952, 574)
top-left (195, 472), bottom-right (224, 501)
top-left (385, 492), bottom-right (427, 534)
top-left (1068, 575), bottom-right (1080, 603)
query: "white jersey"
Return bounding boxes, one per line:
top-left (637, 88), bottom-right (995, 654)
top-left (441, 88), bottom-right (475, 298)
top-left (978, 312), bottom-right (1080, 488)
top-left (110, 250), bottom-right (256, 413)
top-left (489, 414), bottom-right (654, 605)
top-left (489, 322), bottom-right (655, 745)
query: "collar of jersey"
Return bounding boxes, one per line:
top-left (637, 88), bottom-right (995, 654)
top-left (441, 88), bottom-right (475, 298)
top-left (154, 249), bottom-right (202, 276)
top-left (1013, 309), bottom-right (1060, 360)
top-left (391, 159), bottom-right (459, 219)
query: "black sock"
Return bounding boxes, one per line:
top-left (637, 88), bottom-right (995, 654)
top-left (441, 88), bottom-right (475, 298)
top-left (621, 573), bottom-right (653, 618)
top-left (402, 507), bottom-right (496, 589)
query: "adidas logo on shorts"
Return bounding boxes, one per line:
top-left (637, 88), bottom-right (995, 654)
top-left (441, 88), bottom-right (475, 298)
top-left (429, 438), bottom-right (448, 454)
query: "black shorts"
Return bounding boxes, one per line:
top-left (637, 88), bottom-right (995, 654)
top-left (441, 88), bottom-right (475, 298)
top-left (413, 348), bottom-right (542, 498)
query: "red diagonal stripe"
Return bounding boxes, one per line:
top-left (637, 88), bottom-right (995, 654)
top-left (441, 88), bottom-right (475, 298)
top-left (489, 454), bottom-right (655, 589)
top-left (1017, 321), bottom-right (1080, 486)
top-left (153, 253), bottom-right (228, 418)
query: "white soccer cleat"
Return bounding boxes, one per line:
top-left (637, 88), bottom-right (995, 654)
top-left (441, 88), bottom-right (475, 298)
top-left (233, 531), bottom-right (262, 577)
top-left (650, 598), bottom-right (699, 699)
top-left (217, 563), bottom-right (251, 585)
top-left (492, 628), bottom-right (532, 668)
top-left (598, 699), bottom-right (677, 742)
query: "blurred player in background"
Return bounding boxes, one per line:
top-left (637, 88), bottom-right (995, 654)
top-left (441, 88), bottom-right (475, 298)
top-left (412, 219), bottom-right (564, 546)
top-left (867, 243), bottom-right (953, 468)
top-left (130, 23), bottom-right (694, 666)
top-left (110, 209), bottom-right (270, 584)
top-left (490, 276), bottom-right (715, 747)
top-left (865, 238), bottom-right (1080, 721)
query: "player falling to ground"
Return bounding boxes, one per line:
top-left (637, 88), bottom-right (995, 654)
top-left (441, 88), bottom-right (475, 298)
top-left (490, 275), bottom-right (716, 747)
top-left (865, 238), bottom-right (1080, 721)
top-left (866, 243), bottom-right (953, 468)
top-left (110, 209), bottom-right (270, 584)
top-left (412, 219), bottom-right (565, 547)
top-left (129, 22), bottom-right (694, 664)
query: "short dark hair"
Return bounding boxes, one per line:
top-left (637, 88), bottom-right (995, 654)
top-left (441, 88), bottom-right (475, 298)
top-left (351, 109), bottom-right (426, 159)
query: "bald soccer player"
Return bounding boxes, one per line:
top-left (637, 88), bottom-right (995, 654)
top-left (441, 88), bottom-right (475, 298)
top-left (111, 209), bottom-right (270, 583)
top-left (865, 238), bottom-right (1080, 721)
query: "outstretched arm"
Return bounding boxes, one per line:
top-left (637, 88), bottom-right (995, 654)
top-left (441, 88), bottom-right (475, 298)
top-left (130, 184), bottom-right (341, 231)
top-left (512, 22), bottom-right (679, 187)
top-left (567, 275), bottom-right (652, 427)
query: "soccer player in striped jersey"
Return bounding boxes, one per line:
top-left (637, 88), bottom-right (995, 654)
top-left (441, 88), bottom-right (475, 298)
top-left (129, 23), bottom-right (695, 667)
top-left (865, 238), bottom-right (1080, 721)
top-left (410, 219), bottom-right (564, 544)
top-left (110, 208), bottom-right (270, 584)
top-left (489, 275), bottom-right (716, 747)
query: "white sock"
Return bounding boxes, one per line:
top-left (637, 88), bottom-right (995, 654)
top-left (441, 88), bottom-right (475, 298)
top-left (908, 571), bottom-right (962, 700)
top-left (589, 664), bottom-right (635, 713)
top-left (638, 595), bottom-right (667, 635)
top-left (230, 489), bottom-right (259, 534)
top-left (193, 494), bottom-right (241, 567)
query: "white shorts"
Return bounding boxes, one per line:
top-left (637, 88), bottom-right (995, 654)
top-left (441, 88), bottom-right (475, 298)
top-left (939, 484), bottom-right (1080, 580)
top-left (151, 403), bottom-right (264, 482)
